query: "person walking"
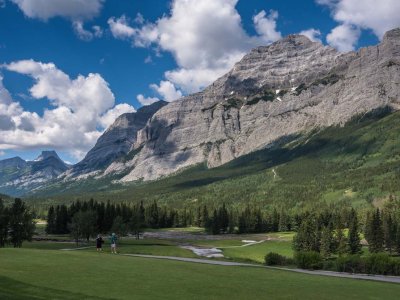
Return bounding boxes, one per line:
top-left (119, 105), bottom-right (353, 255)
top-left (96, 234), bottom-right (104, 252)
top-left (110, 233), bottom-right (118, 254)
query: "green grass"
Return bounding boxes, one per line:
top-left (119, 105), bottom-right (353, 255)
top-left (1, 248), bottom-right (399, 300)
top-left (223, 240), bottom-right (294, 263)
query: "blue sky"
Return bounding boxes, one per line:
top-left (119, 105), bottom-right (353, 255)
top-left (0, 0), bottom-right (398, 163)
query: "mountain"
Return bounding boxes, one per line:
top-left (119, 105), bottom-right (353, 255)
top-left (28, 108), bottom-right (400, 210)
top-left (97, 28), bottom-right (400, 182)
top-left (0, 151), bottom-right (70, 196)
top-left (64, 100), bottom-right (168, 179)
top-left (5, 28), bottom-right (400, 198)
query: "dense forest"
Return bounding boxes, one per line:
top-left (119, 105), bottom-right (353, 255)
top-left (26, 110), bottom-right (400, 218)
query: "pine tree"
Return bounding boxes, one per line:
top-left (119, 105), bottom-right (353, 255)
top-left (201, 205), bottom-right (209, 228)
top-left (0, 198), bottom-right (9, 247)
top-left (218, 204), bottom-right (229, 233)
top-left (271, 208), bottom-right (279, 232)
top-left (147, 201), bottom-right (159, 228)
top-left (320, 226), bottom-right (334, 258)
top-left (293, 218), bottom-right (320, 252)
top-left (335, 227), bottom-right (347, 256)
top-left (365, 209), bottom-right (384, 253)
top-left (211, 209), bottom-right (220, 234)
top-left (382, 212), bottom-right (396, 253)
top-left (347, 208), bottom-right (362, 254)
top-left (395, 223), bottom-right (400, 255)
top-left (8, 198), bottom-right (35, 248)
top-left (70, 210), bottom-right (97, 244)
top-left (46, 206), bottom-right (56, 234)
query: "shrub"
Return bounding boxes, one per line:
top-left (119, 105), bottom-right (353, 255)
top-left (335, 255), bottom-right (365, 273)
top-left (390, 259), bottom-right (400, 276)
top-left (294, 251), bottom-right (322, 270)
top-left (365, 253), bottom-right (392, 275)
top-left (265, 252), bottom-right (287, 266)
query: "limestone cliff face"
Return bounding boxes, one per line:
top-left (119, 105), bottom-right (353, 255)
top-left (106, 29), bottom-right (400, 182)
top-left (66, 100), bottom-right (167, 177)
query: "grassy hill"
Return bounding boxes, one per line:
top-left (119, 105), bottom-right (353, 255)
top-left (1, 248), bottom-right (399, 300)
top-left (28, 108), bottom-right (400, 212)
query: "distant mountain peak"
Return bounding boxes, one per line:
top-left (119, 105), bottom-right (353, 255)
top-left (35, 150), bottom-right (60, 162)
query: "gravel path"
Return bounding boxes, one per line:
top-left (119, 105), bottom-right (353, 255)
top-left (122, 254), bottom-right (400, 284)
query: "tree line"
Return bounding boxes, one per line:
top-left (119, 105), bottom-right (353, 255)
top-left (46, 199), bottom-right (302, 239)
top-left (293, 207), bottom-right (400, 256)
top-left (0, 198), bottom-right (35, 248)
top-left (46, 199), bottom-right (197, 241)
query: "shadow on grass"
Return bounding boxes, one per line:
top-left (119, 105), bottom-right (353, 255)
top-left (0, 276), bottom-right (114, 300)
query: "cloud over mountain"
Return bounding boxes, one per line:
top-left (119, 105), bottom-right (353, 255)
top-left (108, 0), bottom-right (282, 103)
top-left (0, 60), bottom-right (135, 159)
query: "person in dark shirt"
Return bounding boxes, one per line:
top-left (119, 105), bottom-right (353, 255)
top-left (96, 234), bottom-right (104, 252)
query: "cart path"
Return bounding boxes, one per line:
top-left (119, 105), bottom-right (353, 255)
top-left (121, 254), bottom-right (400, 284)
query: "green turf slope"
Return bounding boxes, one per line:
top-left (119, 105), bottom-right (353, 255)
top-left (1, 248), bottom-right (400, 300)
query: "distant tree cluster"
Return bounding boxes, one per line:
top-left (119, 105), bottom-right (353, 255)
top-left (46, 199), bottom-right (195, 241)
top-left (200, 205), bottom-right (291, 234)
top-left (293, 207), bottom-right (400, 257)
top-left (293, 208), bottom-right (363, 258)
top-left (0, 198), bottom-right (35, 248)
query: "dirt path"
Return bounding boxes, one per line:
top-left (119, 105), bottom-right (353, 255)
top-left (121, 254), bottom-right (400, 284)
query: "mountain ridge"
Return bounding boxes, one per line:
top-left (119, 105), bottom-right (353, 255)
top-left (105, 28), bottom-right (400, 182)
top-left (1, 28), bottom-right (400, 196)
top-left (0, 150), bottom-right (69, 196)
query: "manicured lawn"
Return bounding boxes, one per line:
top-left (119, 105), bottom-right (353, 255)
top-left (83, 239), bottom-right (198, 258)
top-left (1, 248), bottom-right (400, 300)
top-left (223, 240), bottom-right (294, 263)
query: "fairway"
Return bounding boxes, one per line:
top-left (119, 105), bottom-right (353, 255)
top-left (222, 240), bottom-right (293, 263)
top-left (1, 249), bottom-right (400, 300)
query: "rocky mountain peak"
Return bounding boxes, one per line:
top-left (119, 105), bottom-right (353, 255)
top-left (109, 28), bottom-right (400, 182)
top-left (35, 150), bottom-right (60, 162)
top-left (66, 100), bottom-right (168, 176)
top-left (383, 27), bottom-right (400, 42)
top-left (209, 33), bottom-right (339, 98)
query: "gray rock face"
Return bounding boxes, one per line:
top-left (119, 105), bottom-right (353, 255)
top-left (107, 28), bottom-right (400, 182)
top-left (0, 151), bottom-right (69, 196)
top-left (66, 100), bottom-right (168, 177)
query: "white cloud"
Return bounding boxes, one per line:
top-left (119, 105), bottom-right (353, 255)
top-left (72, 22), bottom-right (103, 41)
top-left (92, 25), bottom-right (103, 38)
top-left (150, 81), bottom-right (182, 102)
top-left (0, 60), bottom-right (135, 160)
top-left (11, 0), bottom-right (104, 41)
top-left (136, 94), bottom-right (160, 106)
top-left (11, 0), bottom-right (104, 21)
top-left (0, 75), bottom-right (13, 104)
top-left (72, 21), bottom-right (94, 41)
top-left (326, 24), bottom-right (360, 52)
top-left (317, 0), bottom-right (400, 50)
top-left (144, 55), bottom-right (152, 64)
top-left (253, 10), bottom-right (282, 44)
top-left (109, 0), bottom-right (282, 98)
top-left (108, 15), bottom-right (136, 40)
top-left (134, 13), bottom-right (144, 25)
top-left (299, 28), bottom-right (322, 43)
top-left (99, 103), bottom-right (136, 128)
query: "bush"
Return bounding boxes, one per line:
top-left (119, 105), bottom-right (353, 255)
top-left (265, 252), bottom-right (287, 266)
top-left (335, 255), bottom-right (365, 273)
top-left (365, 253), bottom-right (392, 275)
top-left (390, 259), bottom-right (400, 276)
top-left (294, 251), bottom-right (323, 270)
